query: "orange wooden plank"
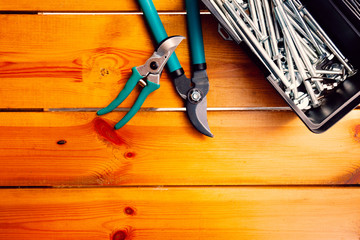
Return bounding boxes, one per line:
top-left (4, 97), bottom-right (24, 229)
top-left (0, 187), bottom-right (359, 240)
top-left (0, 14), bottom-right (285, 109)
top-left (0, 110), bottom-right (359, 186)
top-left (0, 0), bottom-right (185, 11)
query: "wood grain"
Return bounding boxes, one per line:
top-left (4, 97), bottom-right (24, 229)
top-left (0, 187), bottom-right (360, 240)
top-left (0, 111), bottom-right (359, 186)
top-left (1, 3), bottom-right (360, 240)
top-left (0, 0), bottom-right (186, 12)
top-left (0, 14), bottom-right (285, 109)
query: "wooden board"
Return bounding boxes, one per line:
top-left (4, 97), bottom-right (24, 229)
top-left (0, 110), bottom-right (359, 186)
top-left (0, 0), bottom-right (186, 12)
top-left (0, 14), bottom-right (285, 109)
top-left (0, 187), bottom-right (360, 240)
top-left (1, 3), bottom-right (360, 240)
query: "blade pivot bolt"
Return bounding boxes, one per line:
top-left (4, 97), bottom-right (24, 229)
top-left (190, 89), bottom-right (202, 102)
top-left (150, 61), bottom-right (159, 70)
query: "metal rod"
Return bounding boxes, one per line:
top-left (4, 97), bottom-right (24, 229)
top-left (254, 0), bottom-right (272, 56)
top-left (287, 0), bottom-right (323, 55)
top-left (274, 5), bottom-right (307, 80)
top-left (223, 0), bottom-right (291, 87)
top-left (275, 0), bottom-right (317, 78)
top-left (263, 0), bottom-right (282, 67)
top-left (209, 0), bottom-right (242, 42)
top-left (274, 3), bottom-right (319, 107)
top-left (285, 41), bottom-right (298, 98)
top-left (226, 0), bottom-right (267, 41)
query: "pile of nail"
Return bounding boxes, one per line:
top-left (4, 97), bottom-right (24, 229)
top-left (209, 0), bottom-right (358, 110)
top-left (343, 0), bottom-right (360, 20)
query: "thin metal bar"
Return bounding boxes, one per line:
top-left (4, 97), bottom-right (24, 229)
top-left (287, 0), bottom-right (323, 55)
top-left (209, 0), bottom-right (242, 42)
top-left (254, 0), bottom-right (271, 56)
top-left (226, 0), bottom-right (267, 41)
top-left (223, 0), bottom-right (291, 88)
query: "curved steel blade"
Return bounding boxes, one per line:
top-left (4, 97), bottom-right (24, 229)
top-left (186, 97), bottom-right (213, 137)
top-left (137, 36), bottom-right (185, 79)
top-left (156, 35), bottom-right (185, 56)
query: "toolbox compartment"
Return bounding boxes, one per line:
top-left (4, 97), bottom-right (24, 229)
top-left (202, 0), bottom-right (360, 133)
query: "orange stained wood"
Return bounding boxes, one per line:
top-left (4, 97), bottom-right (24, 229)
top-left (0, 0), bottom-right (186, 11)
top-left (0, 111), bottom-right (359, 186)
top-left (1, 1), bottom-right (360, 239)
top-left (1, 187), bottom-right (360, 240)
top-left (0, 14), bottom-right (285, 109)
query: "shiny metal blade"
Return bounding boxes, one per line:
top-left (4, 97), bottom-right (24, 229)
top-left (137, 36), bottom-right (185, 79)
top-left (186, 97), bottom-right (213, 137)
top-left (156, 35), bottom-right (186, 56)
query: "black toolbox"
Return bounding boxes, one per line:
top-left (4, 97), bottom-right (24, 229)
top-left (202, 0), bottom-right (360, 133)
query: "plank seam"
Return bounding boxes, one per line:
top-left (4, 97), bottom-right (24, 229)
top-left (0, 107), bottom-right (359, 112)
top-left (0, 185), bottom-right (360, 189)
top-left (46, 107), bottom-right (292, 112)
top-left (0, 11), bottom-right (38, 14)
top-left (0, 108), bottom-right (44, 112)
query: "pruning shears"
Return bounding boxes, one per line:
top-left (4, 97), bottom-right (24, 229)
top-left (138, 0), bottom-right (214, 137)
top-left (97, 36), bottom-right (185, 129)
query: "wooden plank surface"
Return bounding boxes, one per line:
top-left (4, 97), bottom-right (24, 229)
top-left (0, 187), bottom-right (360, 240)
top-left (0, 0), bottom-right (186, 11)
top-left (1, 4), bottom-right (360, 240)
top-left (0, 110), bottom-right (359, 186)
top-left (0, 14), bottom-right (285, 109)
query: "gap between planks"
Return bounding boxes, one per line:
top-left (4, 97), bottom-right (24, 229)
top-left (0, 107), bottom-right (292, 112)
top-left (1, 185), bottom-right (360, 189)
top-left (1, 107), bottom-right (360, 112)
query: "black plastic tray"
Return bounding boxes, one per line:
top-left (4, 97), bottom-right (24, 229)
top-left (202, 0), bottom-right (360, 133)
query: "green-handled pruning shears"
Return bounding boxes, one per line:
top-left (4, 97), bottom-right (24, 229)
top-left (97, 36), bottom-right (185, 129)
top-left (138, 0), bottom-right (214, 137)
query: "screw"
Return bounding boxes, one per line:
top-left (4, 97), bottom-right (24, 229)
top-left (211, 0), bottom-right (242, 43)
top-left (227, 0), bottom-right (267, 42)
top-left (215, 0), bottom-right (357, 110)
top-left (287, 0), bottom-right (323, 56)
top-left (294, 92), bottom-right (311, 110)
top-left (274, 5), bottom-right (308, 80)
top-left (254, 0), bottom-right (272, 55)
top-left (263, 0), bottom-right (282, 66)
top-left (223, 0), bottom-right (291, 88)
top-left (301, 7), bottom-right (357, 75)
top-left (275, 1), bottom-right (318, 78)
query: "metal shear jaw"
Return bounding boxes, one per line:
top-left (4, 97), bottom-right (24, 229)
top-left (97, 35), bottom-right (185, 130)
top-left (174, 67), bottom-right (213, 138)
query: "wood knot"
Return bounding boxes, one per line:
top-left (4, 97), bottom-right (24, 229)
top-left (57, 140), bottom-right (67, 145)
top-left (353, 125), bottom-right (360, 142)
top-left (100, 68), bottom-right (110, 77)
top-left (124, 207), bottom-right (136, 216)
top-left (111, 227), bottom-right (134, 240)
top-left (111, 230), bottom-right (127, 240)
top-left (125, 152), bottom-right (135, 159)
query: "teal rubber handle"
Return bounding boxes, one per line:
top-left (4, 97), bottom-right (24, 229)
top-left (137, 0), bottom-right (182, 73)
top-left (114, 81), bottom-right (160, 129)
top-left (97, 67), bottom-right (142, 116)
top-left (185, 0), bottom-right (206, 65)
